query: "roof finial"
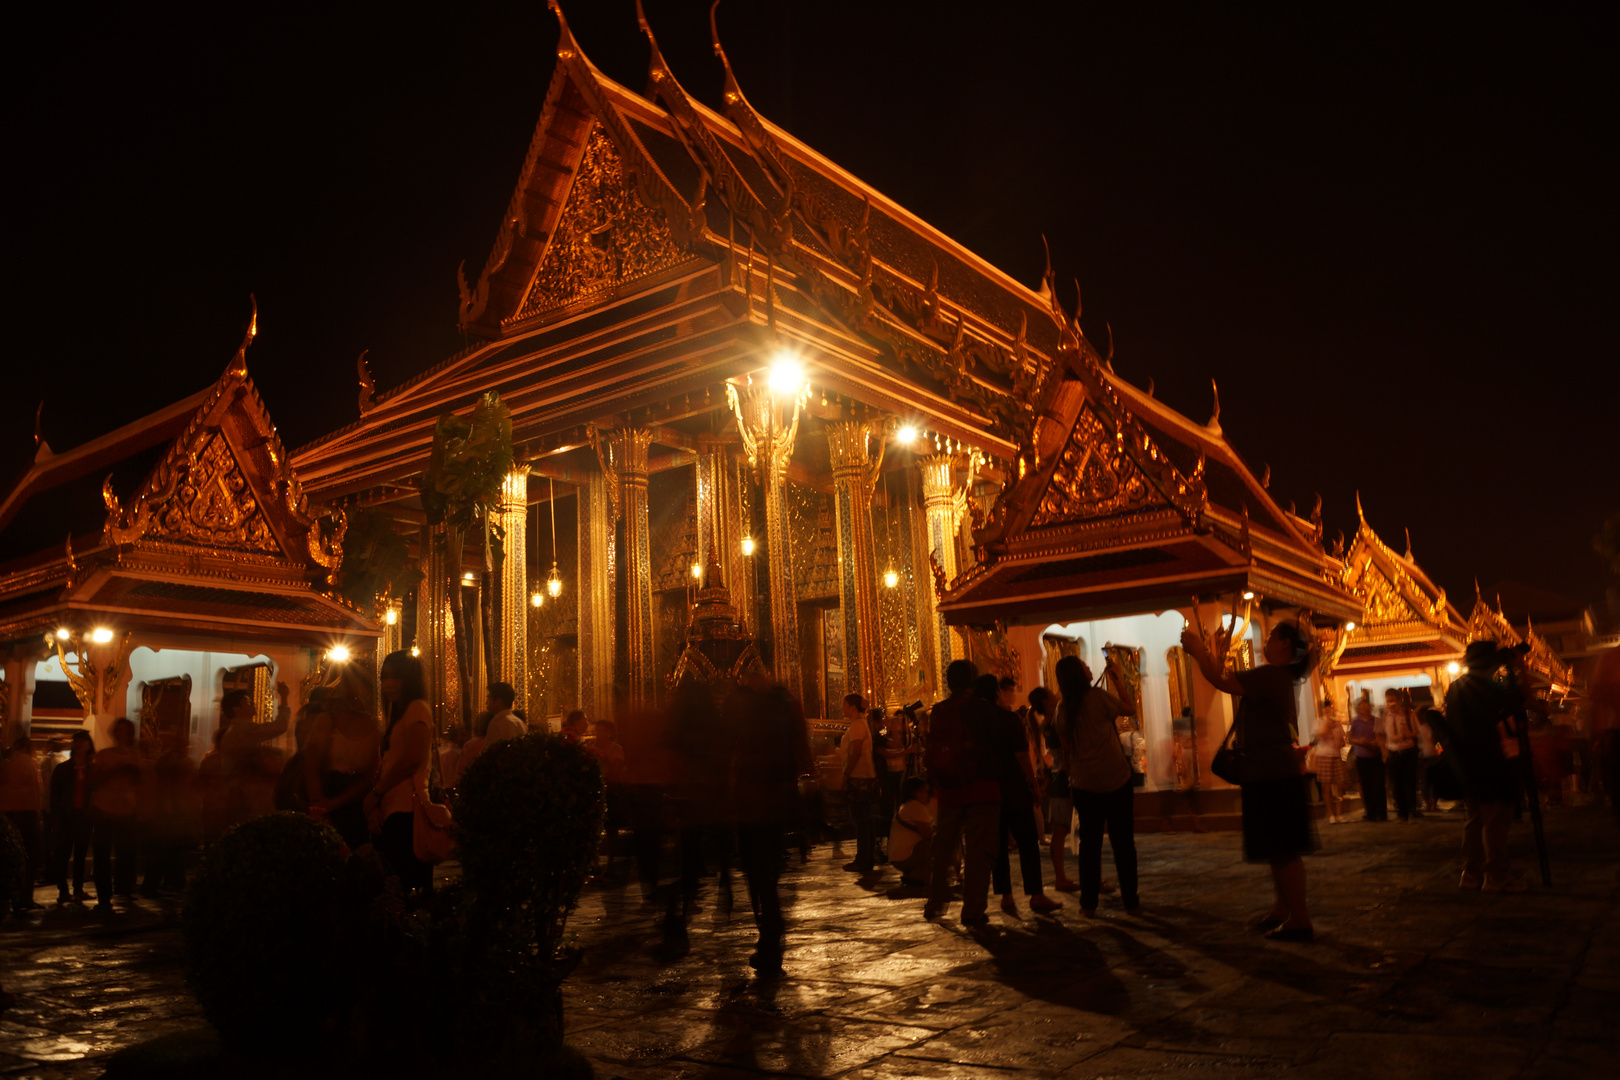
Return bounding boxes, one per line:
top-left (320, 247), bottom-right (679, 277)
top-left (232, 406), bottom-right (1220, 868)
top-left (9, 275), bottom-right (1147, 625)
top-left (1104, 322), bottom-right (1115, 371)
top-left (709, 1), bottom-right (748, 107)
top-left (357, 350), bottom-right (376, 414)
top-left (548, 0), bottom-right (580, 61)
top-left (1260, 462), bottom-right (1270, 490)
top-left (1355, 489), bottom-right (1365, 523)
top-left (1404, 527), bottom-right (1412, 559)
top-left (227, 294), bottom-right (256, 378)
top-left (1207, 379), bottom-right (1221, 434)
top-left (1146, 377), bottom-right (1154, 398)
top-left (1071, 277), bottom-right (1083, 324)
top-left (1036, 234), bottom-right (1055, 303)
top-left (33, 402), bottom-right (44, 450)
top-left (1475, 577), bottom-right (1482, 601)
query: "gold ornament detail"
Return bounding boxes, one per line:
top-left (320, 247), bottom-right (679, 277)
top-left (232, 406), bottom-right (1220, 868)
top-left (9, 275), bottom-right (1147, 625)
top-left (518, 126), bottom-right (689, 319)
top-left (1030, 405), bottom-right (1161, 526)
top-left (147, 435), bottom-right (280, 554)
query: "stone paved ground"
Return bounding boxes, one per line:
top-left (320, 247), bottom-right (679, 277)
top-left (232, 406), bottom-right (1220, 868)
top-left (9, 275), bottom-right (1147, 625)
top-left (1, 805), bottom-right (1616, 1078)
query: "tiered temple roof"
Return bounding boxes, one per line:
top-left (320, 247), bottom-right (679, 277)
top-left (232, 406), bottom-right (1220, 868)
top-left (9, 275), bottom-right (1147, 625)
top-left (1467, 586), bottom-right (1575, 695)
top-left (0, 317), bottom-right (374, 647)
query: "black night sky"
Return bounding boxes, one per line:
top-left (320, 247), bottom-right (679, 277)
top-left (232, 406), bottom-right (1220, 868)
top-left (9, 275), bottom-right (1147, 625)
top-left (8, 2), bottom-right (1616, 614)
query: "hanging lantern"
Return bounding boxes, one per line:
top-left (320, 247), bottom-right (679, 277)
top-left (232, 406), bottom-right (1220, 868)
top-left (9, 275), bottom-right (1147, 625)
top-left (546, 476), bottom-right (564, 598)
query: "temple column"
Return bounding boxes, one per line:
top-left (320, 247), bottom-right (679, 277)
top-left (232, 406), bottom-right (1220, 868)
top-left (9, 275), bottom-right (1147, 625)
top-left (416, 523), bottom-right (457, 730)
top-left (920, 454), bottom-right (968, 677)
top-left (577, 470), bottom-right (615, 724)
top-left (595, 428), bottom-right (654, 712)
top-left (826, 420), bottom-right (886, 707)
top-left (728, 383), bottom-right (806, 698)
top-left (495, 466), bottom-right (530, 713)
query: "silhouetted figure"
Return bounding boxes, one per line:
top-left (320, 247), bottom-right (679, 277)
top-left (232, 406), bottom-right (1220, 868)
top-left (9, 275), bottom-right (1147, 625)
top-left (304, 667), bottom-right (381, 851)
top-left (724, 667), bottom-right (812, 977)
top-left (666, 678), bottom-right (733, 934)
top-left (1382, 688), bottom-right (1421, 822)
top-left (924, 660), bottom-right (1002, 925)
top-left (1183, 621), bottom-right (1318, 941)
top-left (1431, 640), bottom-right (1532, 892)
top-left (1348, 697), bottom-right (1386, 821)
top-left (840, 693), bottom-right (880, 874)
top-left (366, 651), bottom-right (439, 894)
top-left (49, 733), bottom-right (95, 904)
top-left (1053, 656), bottom-right (1139, 917)
top-left (91, 717), bottom-right (142, 909)
top-left (142, 731), bottom-right (196, 894)
top-left (0, 737), bottom-right (42, 909)
top-left (980, 674), bottom-right (1060, 916)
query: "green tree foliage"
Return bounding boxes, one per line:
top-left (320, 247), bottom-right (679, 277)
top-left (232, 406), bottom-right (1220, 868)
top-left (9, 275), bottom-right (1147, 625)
top-left (416, 391), bottom-right (512, 726)
top-left (338, 507), bottom-right (423, 614)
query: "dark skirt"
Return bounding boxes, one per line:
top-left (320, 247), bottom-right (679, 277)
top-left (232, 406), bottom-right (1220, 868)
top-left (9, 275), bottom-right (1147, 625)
top-left (1239, 777), bottom-right (1319, 864)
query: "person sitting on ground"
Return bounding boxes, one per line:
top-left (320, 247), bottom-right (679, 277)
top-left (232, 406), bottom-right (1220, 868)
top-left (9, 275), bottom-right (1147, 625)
top-left (303, 668), bottom-right (382, 851)
top-left (979, 674), bottom-right (1061, 915)
top-left (484, 683), bottom-right (526, 747)
top-left (888, 776), bottom-right (935, 888)
top-left (560, 709), bottom-right (589, 744)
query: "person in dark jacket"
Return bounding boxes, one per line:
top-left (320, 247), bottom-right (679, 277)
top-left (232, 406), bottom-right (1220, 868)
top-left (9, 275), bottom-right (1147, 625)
top-left (723, 666), bottom-right (813, 977)
top-left (1431, 640), bottom-right (1532, 892)
top-left (48, 732), bottom-right (95, 905)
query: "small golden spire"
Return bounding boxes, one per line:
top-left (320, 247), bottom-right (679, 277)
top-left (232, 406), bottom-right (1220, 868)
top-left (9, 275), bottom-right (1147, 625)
top-left (1207, 379), bottom-right (1221, 434)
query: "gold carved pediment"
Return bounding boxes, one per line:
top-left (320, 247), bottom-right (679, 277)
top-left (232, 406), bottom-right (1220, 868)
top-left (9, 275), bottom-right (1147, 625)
top-left (146, 433), bottom-right (282, 555)
top-left (515, 126), bottom-right (691, 320)
top-left (1029, 405), bottom-right (1167, 527)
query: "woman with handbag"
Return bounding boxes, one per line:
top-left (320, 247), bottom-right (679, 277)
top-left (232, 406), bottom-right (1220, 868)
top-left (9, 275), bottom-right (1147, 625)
top-left (1182, 620), bottom-right (1319, 941)
top-left (365, 651), bottom-right (449, 893)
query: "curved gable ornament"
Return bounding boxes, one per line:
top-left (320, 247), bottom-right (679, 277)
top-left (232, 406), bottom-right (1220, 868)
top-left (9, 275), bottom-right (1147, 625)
top-left (147, 433), bottom-right (281, 555)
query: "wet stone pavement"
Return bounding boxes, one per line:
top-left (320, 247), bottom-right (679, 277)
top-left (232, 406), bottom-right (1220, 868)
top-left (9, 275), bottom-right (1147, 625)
top-left (2, 805), bottom-right (1616, 1078)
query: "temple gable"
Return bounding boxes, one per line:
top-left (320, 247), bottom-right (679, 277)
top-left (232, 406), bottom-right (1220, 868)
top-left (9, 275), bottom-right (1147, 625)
top-left (141, 432), bottom-right (282, 556)
top-left (514, 125), bottom-right (694, 323)
top-left (1029, 403), bottom-right (1171, 528)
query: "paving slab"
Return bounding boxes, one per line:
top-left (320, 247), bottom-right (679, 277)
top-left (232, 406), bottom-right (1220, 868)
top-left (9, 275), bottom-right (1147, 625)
top-left (0, 803), bottom-right (1615, 1078)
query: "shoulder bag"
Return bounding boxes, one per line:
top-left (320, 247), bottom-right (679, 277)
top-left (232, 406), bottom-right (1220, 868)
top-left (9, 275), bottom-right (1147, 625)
top-left (412, 716), bottom-right (457, 864)
top-left (1210, 715), bottom-right (1245, 786)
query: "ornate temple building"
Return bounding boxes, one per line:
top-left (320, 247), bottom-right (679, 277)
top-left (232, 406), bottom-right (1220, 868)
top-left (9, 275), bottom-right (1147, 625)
top-left (0, 318), bottom-right (376, 749)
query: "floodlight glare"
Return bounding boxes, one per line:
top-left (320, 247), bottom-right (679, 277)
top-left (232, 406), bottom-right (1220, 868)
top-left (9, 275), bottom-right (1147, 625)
top-left (883, 569), bottom-right (900, 589)
top-left (328, 645), bottom-right (351, 662)
top-left (741, 535), bottom-right (756, 556)
top-left (384, 607), bottom-right (399, 626)
top-left (896, 425), bottom-right (918, 446)
top-left (1345, 621), bottom-right (1357, 632)
top-left (766, 354), bottom-right (805, 397)
top-left (55, 628), bottom-right (70, 641)
top-left (90, 627), bottom-right (114, 644)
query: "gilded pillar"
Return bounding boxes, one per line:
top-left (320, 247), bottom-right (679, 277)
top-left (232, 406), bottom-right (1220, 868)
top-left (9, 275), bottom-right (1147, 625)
top-left (495, 467), bottom-right (530, 713)
top-left (416, 523), bottom-right (457, 729)
top-left (576, 470), bottom-right (615, 724)
top-left (920, 454), bottom-right (968, 677)
top-left (728, 382), bottom-right (807, 696)
top-left (826, 420), bottom-right (886, 706)
top-left (594, 428), bottom-right (654, 712)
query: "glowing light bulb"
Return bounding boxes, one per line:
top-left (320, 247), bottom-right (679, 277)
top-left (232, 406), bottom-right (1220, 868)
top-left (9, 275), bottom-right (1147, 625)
top-left (462, 572), bottom-right (474, 583)
top-left (1345, 621), bottom-right (1357, 632)
top-left (1242, 591), bottom-right (1255, 600)
top-left (531, 591), bottom-right (544, 608)
top-left (90, 627), bottom-right (114, 644)
top-left (766, 354), bottom-right (805, 397)
top-left (55, 628), bottom-right (70, 640)
top-left (883, 569), bottom-right (899, 589)
top-left (328, 645), bottom-right (351, 662)
top-left (1447, 661), bottom-right (1460, 675)
top-left (691, 563), bottom-right (704, 579)
top-left (897, 425), bottom-right (918, 446)
top-left (410, 646), bottom-right (421, 658)
top-left (384, 607), bottom-right (398, 626)
top-left (741, 535), bottom-right (755, 556)
top-left (547, 566), bottom-right (563, 598)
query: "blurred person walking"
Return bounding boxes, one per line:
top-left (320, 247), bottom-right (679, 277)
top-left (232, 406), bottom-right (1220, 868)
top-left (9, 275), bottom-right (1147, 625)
top-left (980, 674), bottom-right (1061, 916)
top-left (1030, 687), bottom-right (1079, 892)
top-left (90, 717), bottom-right (142, 908)
top-left (304, 668), bottom-right (381, 850)
top-left (1348, 698), bottom-right (1387, 821)
top-left (1382, 688), bottom-right (1421, 822)
top-left (142, 731), bottom-right (196, 894)
top-left (1053, 656), bottom-right (1139, 917)
top-left (1183, 621), bottom-right (1318, 941)
top-left (1311, 700), bottom-right (1349, 823)
top-left (219, 683), bottom-right (291, 824)
top-left (0, 738), bottom-right (43, 909)
top-left (49, 732), bottom-right (95, 904)
top-left (724, 666), bottom-right (813, 977)
top-left (924, 660), bottom-right (1001, 925)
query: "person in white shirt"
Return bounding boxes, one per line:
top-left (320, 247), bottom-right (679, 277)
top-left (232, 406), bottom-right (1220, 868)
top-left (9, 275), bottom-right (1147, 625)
top-left (888, 777), bottom-right (935, 887)
top-left (1382, 688), bottom-right (1422, 822)
top-left (483, 683), bottom-right (527, 747)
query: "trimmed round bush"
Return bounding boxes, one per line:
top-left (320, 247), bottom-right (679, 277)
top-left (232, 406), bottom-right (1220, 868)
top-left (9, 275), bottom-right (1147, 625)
top-left (183, 812), bottom-right (361, 1054)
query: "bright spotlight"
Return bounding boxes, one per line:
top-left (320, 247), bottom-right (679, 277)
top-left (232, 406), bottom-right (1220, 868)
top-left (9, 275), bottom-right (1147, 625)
top-left (897, 425), bottom-right (918, 446)
top-left (1447, 661), bottom-right (1460, 675)
top-left (384, 607), bottom-right (399, 626)
top-left (90, 627), bottom-right (114, 644)
top-left (55, 628), bottom-right (71, 641)
top-left (766, 354), bottom-right (805, 397)
top-left (883, 570), bottom-right (900, 589)
top-left (328, 645), bottom-right (351, 662)
top-left (741, 535), bottom-right (755, 556)
top-left (1345, 621), bottom-right (1357, 632)
top-left (691, 563), bottom-right (704, 579)
top-left (462, 572), bottom-right (475, 583)
top-left (1242, 591), bottom-right (1255, 601)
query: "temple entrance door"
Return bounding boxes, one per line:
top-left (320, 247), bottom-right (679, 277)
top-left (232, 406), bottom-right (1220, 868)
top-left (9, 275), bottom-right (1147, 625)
top-left (139, 674), bottom-right (192, 751)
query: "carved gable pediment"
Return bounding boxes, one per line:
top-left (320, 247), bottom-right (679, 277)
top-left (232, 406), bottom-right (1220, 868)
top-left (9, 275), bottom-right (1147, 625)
top-left (144, 432), bottom-right (282, 555)
top-left (513, 125), bottom-right (693, 323)
top-left (1029, 403), bottom-right (1169, 527)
